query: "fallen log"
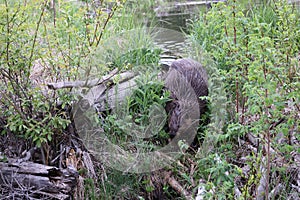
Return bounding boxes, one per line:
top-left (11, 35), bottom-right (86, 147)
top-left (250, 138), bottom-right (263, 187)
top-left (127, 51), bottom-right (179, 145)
top-left (47, 68), bottom-right (120, 90)
top-left (0, 158), bottom-right (78, 199)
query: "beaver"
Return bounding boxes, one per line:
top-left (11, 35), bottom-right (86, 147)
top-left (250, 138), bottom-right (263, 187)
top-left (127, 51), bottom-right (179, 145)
top-left (165, 58), bottom-right (208, 136)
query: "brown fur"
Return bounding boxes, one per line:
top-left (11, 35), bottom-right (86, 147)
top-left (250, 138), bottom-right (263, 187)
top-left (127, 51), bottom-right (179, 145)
top-left (165, 58), bottom-right (208, 136)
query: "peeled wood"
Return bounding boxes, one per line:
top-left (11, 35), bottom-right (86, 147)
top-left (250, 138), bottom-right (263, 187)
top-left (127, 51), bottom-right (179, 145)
top-left (0, 159), bottom-right (77, 199)
top-left (46, 69), bottom-right (136, 90)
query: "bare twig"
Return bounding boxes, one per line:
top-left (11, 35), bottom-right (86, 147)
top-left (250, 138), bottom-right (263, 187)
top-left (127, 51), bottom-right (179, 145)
top-left (95, 2), bottom-right (120, 47)
top-left (0, 90), bottom-right (26, 120)
top-left (53, 0), bottom-right (56, 27)
top-left (17, 147), bottom-right (37, 163)
top-left (29, 0), bottom-right (49, 65)
top-left (269, 183), bottom-right (284, 199)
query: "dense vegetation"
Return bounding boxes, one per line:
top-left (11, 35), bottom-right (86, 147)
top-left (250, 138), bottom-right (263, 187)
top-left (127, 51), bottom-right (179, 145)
top-left (189, 0), bottom-right (300, 199)
top-left (0, 0), bottom-right (299, 199)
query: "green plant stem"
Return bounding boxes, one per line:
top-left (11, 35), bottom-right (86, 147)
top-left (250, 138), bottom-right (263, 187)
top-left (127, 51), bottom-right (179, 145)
top-left (29, 0), bottom-right (48, 65)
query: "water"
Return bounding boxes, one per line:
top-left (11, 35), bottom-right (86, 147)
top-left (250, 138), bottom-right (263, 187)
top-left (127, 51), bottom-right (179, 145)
top-left (152, 1), bottom-right (208, 66)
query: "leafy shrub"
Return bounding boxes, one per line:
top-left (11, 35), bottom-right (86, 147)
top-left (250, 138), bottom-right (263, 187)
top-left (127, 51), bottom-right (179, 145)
top-left (0, 0), bottom-right (125, 148)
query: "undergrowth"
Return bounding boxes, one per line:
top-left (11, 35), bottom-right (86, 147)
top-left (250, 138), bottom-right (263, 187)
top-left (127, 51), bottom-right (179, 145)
top-left (189, 0), bottom-right (300, 199)
top-left (1, 0), bottom-right (299, 199)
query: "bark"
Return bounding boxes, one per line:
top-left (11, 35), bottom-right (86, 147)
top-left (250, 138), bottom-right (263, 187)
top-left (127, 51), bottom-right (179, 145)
top-left (0, 158), bottom-right (78, 199)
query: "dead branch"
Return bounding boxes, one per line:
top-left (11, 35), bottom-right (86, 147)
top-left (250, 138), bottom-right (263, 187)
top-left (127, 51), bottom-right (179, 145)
top-left (164, 171), bottom-right (192, 200)
top-left (256, 157), bottom-right (268, 200)
top-left (47, 68), bottom-right (121, 89)
top-left (0, 158), bottom-right (78, 199)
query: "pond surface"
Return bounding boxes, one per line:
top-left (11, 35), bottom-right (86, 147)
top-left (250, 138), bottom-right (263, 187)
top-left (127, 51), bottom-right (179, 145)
top-left (151, 1), bottom-right (211, 65)
top-left (154, 1), bottom-right (212, 31)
